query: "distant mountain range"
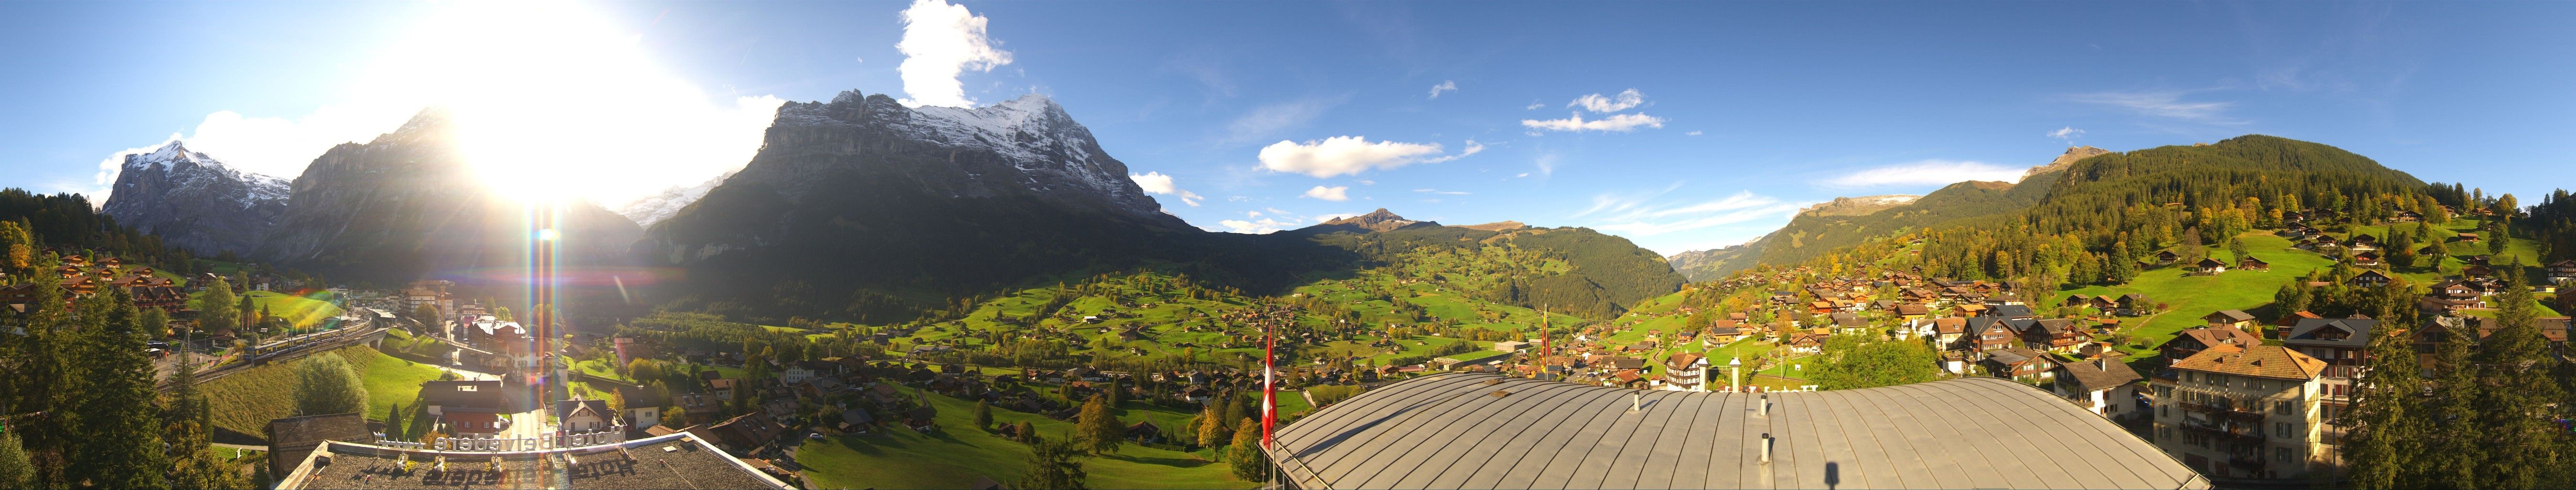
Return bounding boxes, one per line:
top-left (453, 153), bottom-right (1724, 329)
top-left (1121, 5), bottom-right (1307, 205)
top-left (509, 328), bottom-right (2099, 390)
top-left (96, 89), bottom-right (1685, 323)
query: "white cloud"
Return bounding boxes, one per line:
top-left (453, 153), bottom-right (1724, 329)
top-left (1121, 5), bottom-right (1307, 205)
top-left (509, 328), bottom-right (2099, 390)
top-left (1310, 212), bottom-right (1363, 223)
top-left (1521, 112), bottom-right (1666, 132)
top-left (1428, 80), bottom-right (1457, 99)
top-left (1533, 152), bottom-right (1561, 177)
top-left (1217, 217), bottom-right (1300, 234)
top-left (1246, 211), bottom-right (1263, 218)
top-left (1413, 189), bottom-right (1469, 195)
top-left (1128, 171), bottom-right (1203, 206)
top-left (1515, 172), bottom-right (1531, 178)
top-left (896, 0), bottom-right (1013, 108)
top-left (1257, 136), bottom-right (1474, 178)
top-left (1583, 189), bottom-right (1804, 237)
top-left (1523, 101), bottom-right (1545, 110)
top-left (1568, 89), bottom-right (1645, 112)
top-left (2047, 126), bottom-right (2084, 141)
top-left (1824, 159), bottom-right (2026, 188)
top-left (2064, 90), bottom-right (2245, 124)
top-left (94, 2), bottom-right (787, 205)
top-left (1302, 185), bottom-right (1350, 201)
top-left (1685, 130), bottom-right (1704, 136)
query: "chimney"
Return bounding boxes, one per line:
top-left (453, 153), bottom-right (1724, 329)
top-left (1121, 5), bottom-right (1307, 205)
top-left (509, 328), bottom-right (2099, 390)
top-left (1630, 393), bottom-right (1642, 412)
top-left (1759, 394), bottom-right (1771, 417)
top-left (1760, 433), bottom-right (1773, 463)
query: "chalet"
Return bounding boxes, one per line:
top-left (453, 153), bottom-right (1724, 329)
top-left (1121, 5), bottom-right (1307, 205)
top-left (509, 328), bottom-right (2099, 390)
top-left (1126, 421), bottom-right (1162, 443)
top-left (2348, 270), bottom-right (2393, 288)
top-left (2550, 260), bottom-right (2576, 283)
top-left (2457, 233), bottom-right (2481, 243)
top-left (1894, 303), bottom-right (1930, 323)
top-left (2154, 250), bottom-right (2180, 264)
top-left (2053, 356), bottom-right (2144, 418)
top-left (2191, 258), bottom-right (2228, 275)
top-left (2118, 294), bottom-right (2154, 315)
top-left (418, 380), bottom-right (509, 417)
top-left (2350, 233), bottom-right (2381, 249)
top-left (696, 411), bottom-right (787, 453)
top-left (2395, 211), bottom-right (2422, 222)
top-left (2236, 256), bottom-right (2270, 271)
top-left (2418, 297), bottom-right (2478, 316)
top-left (2351, 252), bottom-right (2383, 268)
top-left (1933, 317), bottom-right (1969, 349)
top-left (2284, 315), bottom-right (2378, 374)
top-left (2163, 325), bottom-right (2261, 363)
top-left (1783, 334), bottom-right (1824, 355)
top-left (2023, 319), bottom-right (2091, 353)
top-left (2432, 279), bottom-right (2484, 300)
top-left (616, 384), bottom-right (669, 430)
top-left (1987, 304), bottom-right (2038, 321)
top-left (2464, 265), bottom-right (2495, 280)
top-left (1828, 312), bottom-right (1865, 329)
top-left (1981, 347), bottom-right (2055, 382)
top-left (555, 399), bottom-right (617, 434)
top-left (2202, 310), bottom-right (2257, 330)
top-left (1662, 353), bottom-right (1709, 392)
top-left (1968, 317), bottom-right (2016, 354)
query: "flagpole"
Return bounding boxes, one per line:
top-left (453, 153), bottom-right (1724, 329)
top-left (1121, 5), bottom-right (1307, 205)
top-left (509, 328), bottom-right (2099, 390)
top-left (1261, 312), bottom-right (1277, 448)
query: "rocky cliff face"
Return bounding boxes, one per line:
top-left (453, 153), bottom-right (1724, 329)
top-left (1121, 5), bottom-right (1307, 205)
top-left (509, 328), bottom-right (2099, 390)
top-left (1311, 209), bottom-right (1436, 233)
top-left (2023, 145), bottom-right (2111, 179)
top-left (100, 142), bottom-right (290, 255)
top-left (1796, 194), bottom-right (1921, 217)
top-left (255, 109), bottom-right (641, 286)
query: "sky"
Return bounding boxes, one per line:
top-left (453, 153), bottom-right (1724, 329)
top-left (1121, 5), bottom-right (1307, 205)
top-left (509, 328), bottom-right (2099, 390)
top-left (5, 1), bottom-right (2575, 256)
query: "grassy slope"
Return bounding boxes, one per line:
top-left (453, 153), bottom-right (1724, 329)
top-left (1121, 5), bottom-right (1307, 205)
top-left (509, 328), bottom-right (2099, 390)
top-left (799, 391), bottom-right (1254, 490)
top-left (2060, 220), bottom-right (2559, 363)
top-left (203, 345), bottom-right (445, 442)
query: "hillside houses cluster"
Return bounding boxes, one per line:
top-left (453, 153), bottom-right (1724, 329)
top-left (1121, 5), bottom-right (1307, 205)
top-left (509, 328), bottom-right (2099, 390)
top-left (0, 254), bottom-right (189, 317)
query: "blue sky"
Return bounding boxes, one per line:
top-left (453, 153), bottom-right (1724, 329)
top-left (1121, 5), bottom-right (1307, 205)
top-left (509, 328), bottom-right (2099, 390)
top-left (5, 1), bottom-right (2574, 255)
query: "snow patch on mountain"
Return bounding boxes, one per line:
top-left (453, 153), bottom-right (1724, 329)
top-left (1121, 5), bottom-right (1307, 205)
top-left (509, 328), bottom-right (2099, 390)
top-left (620, 171), bottom-right (733, 226)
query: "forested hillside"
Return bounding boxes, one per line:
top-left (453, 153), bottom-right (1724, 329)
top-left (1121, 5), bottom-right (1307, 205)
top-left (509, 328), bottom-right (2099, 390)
top-left (1298, 223), bottom-right (1686, 319)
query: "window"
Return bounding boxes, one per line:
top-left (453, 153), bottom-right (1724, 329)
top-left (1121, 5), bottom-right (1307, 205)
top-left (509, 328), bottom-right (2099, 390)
top-left (2274, 423), bottom-right (2288, 438)
top-left (2275, 447), bottom-right (2291, 462)
top-left (2276, 401), bottom-right (2293, 415)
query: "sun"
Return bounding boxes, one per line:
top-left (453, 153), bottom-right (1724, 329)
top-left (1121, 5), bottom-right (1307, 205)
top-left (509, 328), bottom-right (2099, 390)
top-left (365, 1), bottom-right (780, 206)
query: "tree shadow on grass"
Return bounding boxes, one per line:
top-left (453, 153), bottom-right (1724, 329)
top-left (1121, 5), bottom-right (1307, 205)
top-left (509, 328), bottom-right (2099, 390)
top-left (1104, 454), bottom-right (1214, 468)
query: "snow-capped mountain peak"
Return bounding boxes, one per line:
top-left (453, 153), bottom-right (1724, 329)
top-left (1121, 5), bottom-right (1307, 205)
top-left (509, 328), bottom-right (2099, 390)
top-left (100, 141), bottom-right (292, 254)
top-left (620, 171), bottom-right (733, 227)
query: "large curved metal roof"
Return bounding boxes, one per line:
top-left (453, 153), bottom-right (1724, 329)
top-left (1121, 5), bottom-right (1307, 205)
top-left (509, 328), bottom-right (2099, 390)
top-left (1265, 373), bottom-right (2205, 490)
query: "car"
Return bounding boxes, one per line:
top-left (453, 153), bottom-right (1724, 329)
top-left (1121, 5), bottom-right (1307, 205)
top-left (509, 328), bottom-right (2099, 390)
top-left (806, 432), bottom-right (826, 440)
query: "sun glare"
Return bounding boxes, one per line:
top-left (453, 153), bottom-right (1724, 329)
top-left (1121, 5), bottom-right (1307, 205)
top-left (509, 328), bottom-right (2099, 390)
top-left (364, 1), bottom-right (782, 206)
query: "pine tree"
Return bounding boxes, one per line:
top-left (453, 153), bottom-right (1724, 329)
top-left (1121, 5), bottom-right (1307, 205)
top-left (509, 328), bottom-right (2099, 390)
top-left (0, 433), bottom-right (29, 489)
top-left (387, 401), bottom-right (409, 441)
top-left (1075, 395), bottom-right (1123, 455)
top-left (69, 289), bottom-right (168, 489)
top-left (2420, 330), bottom-right (2486, 486)
top-left (2344, 323), bottom-right (2426, 490)
top-left (1226, 417), bottom-right (1269, 482)
top-left (2470, 271), bottom-right (2560, 488)
top-left (973, 400), bottom-right (993, 430)
top-left (1014, 435), bottom-right (1088, 490)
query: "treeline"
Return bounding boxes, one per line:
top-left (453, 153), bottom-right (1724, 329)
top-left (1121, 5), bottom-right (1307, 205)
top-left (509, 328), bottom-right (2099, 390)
top-left (0, 189), bottom-right (200, 278)
top-left (2344, 267), bottom-right (2568, 489)
top-left (0, 253), bottom-right (242, 489)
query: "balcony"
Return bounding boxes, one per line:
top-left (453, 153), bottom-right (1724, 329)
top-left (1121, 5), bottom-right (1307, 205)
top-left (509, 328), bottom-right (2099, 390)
top-left (2322, 365), bottom-right (2366, 380)
top-left (2228, 455), bottom-right (2268, 469)
top-left (2181, 402), bottom-right (2268, 422)
top-left (2180, 420), bottom-right (2266, 444)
